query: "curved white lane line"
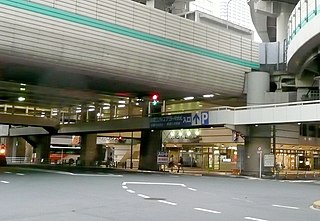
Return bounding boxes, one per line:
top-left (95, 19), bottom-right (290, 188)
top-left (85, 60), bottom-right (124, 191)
top-left (16, 173), bottom-right (24, 176)
top-left (272, 204), bottom-right (299, 210)
top-left (194, 207), bottom-right (221, 214)
top-left (244, 217), bottom-right (268, 221)
top-left (137, 194), bottom-right (150, 199)
top-left (1, 181), bottom-right (9, 184)
top-left (158, 200), bottom-right (177, 206)
top-left (126, 190), bottom-right (135, 194)
top-left (310, 205), bottom-right (320, 211)
top-left (188, 188), bottom-right (197, 191)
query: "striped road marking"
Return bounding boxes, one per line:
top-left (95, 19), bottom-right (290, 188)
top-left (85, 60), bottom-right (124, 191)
top-left (194, 208), bottom-right (221, 214)
top-left (244, 217), bottom-right (268, 221)
top-left (158, 200), bottom-right (177, 206)
top-left (272, 204), bottom-right (299, 210)
top-left (1, 181), bottom-right (9, 184)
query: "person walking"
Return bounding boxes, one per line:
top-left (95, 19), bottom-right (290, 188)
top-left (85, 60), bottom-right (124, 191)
top-left (168, 155), bottom-right (174, 172)
top-left (177, 156), bottom-right (184, 173)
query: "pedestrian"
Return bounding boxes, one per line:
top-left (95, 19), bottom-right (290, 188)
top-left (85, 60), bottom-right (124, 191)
top-left (168, 155), bottom-right (174, 172)
top-left (177, 156), bottom-right (184, 173)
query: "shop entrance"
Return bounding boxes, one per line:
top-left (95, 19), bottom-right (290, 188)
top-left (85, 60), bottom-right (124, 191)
top-left (175, 145), bottom-right (238, 172)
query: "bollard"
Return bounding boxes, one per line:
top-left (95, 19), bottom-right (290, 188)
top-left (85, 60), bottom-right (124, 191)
top-left (296, 171), bottom-right (299, 179)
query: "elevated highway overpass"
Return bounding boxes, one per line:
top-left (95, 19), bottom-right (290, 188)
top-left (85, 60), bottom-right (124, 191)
top-left (0, 0), bottom-right (258, 101)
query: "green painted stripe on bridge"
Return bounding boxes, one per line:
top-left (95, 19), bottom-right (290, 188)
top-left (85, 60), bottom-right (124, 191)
top-left (0, 0), bottom-right (259, 69)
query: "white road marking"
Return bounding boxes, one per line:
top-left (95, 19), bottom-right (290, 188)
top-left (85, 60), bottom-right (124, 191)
top-left (1, 181), bottom-right (9, 184)
top-left (244, 217), bottom-right (268, 221)
top-left (122, 186), bottom-right (128, 189)
top-left (137, 194), bottom-right (150, 199)
top-left (247, 177), bottom-right (262, 180)
top-left (4, 172), bottom-right (11, 174)
top-left (16, 173), bottom-right (24, 176)
top-left (18, 169), bottom-right (122, 177)
top-left (194, 207), bottom-right (221, 214)
top-left (158, 200), bottom-right (177, 206)
top-left (310, 205), bottom-right (320, 211)
top-left (272, 204), bottom-right (299, 210)
top-left (188, 187), bottom-right (197, 191)
top-left (71, 173), bottom-right (123, 177)
top-left (126, 190), bottom-right (135, 194)
top-left (122, 182), bottom-right (186, 187)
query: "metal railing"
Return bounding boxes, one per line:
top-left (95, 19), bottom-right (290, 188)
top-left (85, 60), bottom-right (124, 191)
top-left (288, 0), bottom-right (320, 44)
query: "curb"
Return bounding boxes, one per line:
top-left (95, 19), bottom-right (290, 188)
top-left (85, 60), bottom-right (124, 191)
top-left (313, 200), bottom-right (320, 209)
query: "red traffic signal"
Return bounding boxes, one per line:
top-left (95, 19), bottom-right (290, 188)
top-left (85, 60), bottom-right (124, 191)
top-left (151, 94), bottom-right (159, 101)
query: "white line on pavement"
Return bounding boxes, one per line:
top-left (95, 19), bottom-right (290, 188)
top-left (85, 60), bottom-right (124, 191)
top-left (4, 172), bottom-right (11, 174)
top-left (72, 173), bottom-right (123, 177)
top-left (122, 186), bottom-right (128, 189)
top-left (137, 194), bottom-right (150, 199)
top-left (194, 208), bottom-right (221, 214)
top-left (158, 200), bottom-right (177, 206)
top-left (16, 173), bottom-right (24, 176)
top-left (126, 190), bottom-right (135, 194)
top-left (1, 181), bottom-right (9, 184)
top-left (244, 216), bottom-right (268, 221)
top-left (122, 182), bottom-right (186, 187)
top-left (188, 187), bottom-right (197, 191)
top-left (272, 204), bottom-right (299, 210)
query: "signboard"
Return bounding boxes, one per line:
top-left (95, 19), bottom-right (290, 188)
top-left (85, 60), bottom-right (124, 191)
top-left (150, 114), bottom-right (192, 129)
top-left (264, 154), bottom-right (275, 167)
top-left (191, 111), bottom-right (209, 126)
top-left (157, 151), bottom-right (168, 165)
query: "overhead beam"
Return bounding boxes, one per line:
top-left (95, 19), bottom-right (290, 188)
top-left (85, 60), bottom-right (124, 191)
top-left (0, 114), bottom-right (60, 128)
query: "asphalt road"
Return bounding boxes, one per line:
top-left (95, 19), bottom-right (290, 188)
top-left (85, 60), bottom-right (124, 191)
top-left (0, 167), bottom-right (319, 221)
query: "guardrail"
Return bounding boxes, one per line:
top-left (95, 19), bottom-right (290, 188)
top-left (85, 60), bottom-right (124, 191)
top-left (5, 157), bottom-right (32, 164)
top-left (288, 0), bottom-right (320, 44)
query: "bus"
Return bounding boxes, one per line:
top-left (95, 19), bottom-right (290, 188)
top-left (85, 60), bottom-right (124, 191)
top-left (49, 146), bottom-right (80, 165)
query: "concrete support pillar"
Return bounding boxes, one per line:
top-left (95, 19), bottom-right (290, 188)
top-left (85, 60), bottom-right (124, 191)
top-left (33, 135), bottom-right (51, 163)
top-left (80, 134), bottom-right (98, 166)
top-left (25, 142), bottom-right (33, 163)
top-left (16, 138), bottom-right (26, 157)
top-left (139, 100), bottom-right (162, 171)
top-left (2, 137), bottom-right (14, 157)
top-left (244, 125), bottom-right (272, 176)
top-left (276, 3), bottom-right (295, 43)
top-left (247, 71), bottom-right (270, 106)
top-left (139, 130), bottom-right (162, 171)
top-left (243, 71), bottom-right (272, 176)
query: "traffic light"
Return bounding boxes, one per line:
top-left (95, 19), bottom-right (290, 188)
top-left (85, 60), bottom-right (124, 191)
top-left (151, 93), bottom-right (159, 106)
top-left (0, 144), bottom-right (5, 155)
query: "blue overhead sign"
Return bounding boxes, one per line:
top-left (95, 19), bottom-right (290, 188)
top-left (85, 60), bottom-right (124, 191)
top-left (192, 111), bottom-right (209, 126)
top-left (150, 114), bottom-right (192, 129)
